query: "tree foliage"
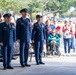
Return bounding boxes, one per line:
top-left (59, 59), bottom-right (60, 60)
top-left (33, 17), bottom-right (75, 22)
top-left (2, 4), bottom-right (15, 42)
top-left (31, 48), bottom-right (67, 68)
top-left (0, 0), bottom-right (76, 19)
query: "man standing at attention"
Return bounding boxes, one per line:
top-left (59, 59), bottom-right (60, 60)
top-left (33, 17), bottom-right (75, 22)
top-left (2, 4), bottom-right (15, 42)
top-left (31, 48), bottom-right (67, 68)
top-left (16, 8), bottom-right (31, 67)
top-left (0, 13), bottom-right (16, 70)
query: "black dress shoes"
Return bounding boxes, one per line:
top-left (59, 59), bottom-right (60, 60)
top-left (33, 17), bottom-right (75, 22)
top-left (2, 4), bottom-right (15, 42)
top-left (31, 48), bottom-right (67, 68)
top-left (7, 66), bottom-right (14, 69)
top-left (39, 62), bottom-right (45, 65)
top-left (36, 63), bottom-right (40, 65)
top-left (3, 67), bottom-right (7, 70)
top-left (25, 64), bottom-right (31, 67)
top-left (21, 65), bottom-right (25, 67)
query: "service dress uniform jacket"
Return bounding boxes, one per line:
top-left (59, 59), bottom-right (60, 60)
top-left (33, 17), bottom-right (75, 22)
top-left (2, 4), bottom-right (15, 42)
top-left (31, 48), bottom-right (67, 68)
top-left (31, 22), bottom-right (46, 64)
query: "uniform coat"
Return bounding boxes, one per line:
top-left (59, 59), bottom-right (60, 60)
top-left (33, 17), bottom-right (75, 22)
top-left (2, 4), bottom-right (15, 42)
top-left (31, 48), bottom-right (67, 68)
top-left (16, 17), bottom-right (31, 66)
top-left (31, 22), bottom-right (46, 63)
top-left (0, 22), bottom-right (15, 67)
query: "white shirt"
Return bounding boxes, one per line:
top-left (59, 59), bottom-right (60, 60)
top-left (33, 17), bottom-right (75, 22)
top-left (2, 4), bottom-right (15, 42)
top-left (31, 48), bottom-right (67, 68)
top-left (63, 26), bottom-right (71, 39)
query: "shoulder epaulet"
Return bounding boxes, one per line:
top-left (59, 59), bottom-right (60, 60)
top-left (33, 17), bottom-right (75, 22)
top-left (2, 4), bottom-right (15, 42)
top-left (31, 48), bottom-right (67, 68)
top-left (42, 23), bottom-right (44, 24)
top-left (10, 22), bottom-right (14, 24)
top-left (26, 18), bottom-right (30, 22)
top-left (18, 17), bottom-right (21, 20)
top-left (0, 22), bottom-right (5, 27)
top-left (1, 21), bottom-right (4, 23)
top-left (32, 22), bottom-right (37, 27)
top-left (34, 22), bottom-right (37, 25)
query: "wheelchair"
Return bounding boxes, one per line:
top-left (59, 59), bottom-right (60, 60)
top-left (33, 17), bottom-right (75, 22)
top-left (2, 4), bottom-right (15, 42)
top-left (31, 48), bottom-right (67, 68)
top-left (46, 39), bottom-right (61, 56)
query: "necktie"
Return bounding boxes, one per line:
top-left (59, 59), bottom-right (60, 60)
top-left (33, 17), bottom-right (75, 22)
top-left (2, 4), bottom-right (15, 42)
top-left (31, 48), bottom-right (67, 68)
top-left (7, 23), bottom-right (11, 29)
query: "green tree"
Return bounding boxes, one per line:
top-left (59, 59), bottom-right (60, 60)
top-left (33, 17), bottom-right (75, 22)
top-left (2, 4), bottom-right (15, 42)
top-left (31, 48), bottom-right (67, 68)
top-left (27, 0), bottom-right (46, 21)
top-left (0, 0), bottom-right (29, 13)
top-left (45, 0), bottom-right (72, 19)
top-left (0, 0), bottom-right (75, 20)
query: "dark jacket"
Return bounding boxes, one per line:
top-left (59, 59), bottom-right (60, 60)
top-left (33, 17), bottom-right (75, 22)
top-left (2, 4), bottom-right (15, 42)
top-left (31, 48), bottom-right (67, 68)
top-left (31, 22), bottom-right (46, 41)
top-left (0, 22), bottom-right (16, 46)
top-left (16, 17), bottom-right (31, 42)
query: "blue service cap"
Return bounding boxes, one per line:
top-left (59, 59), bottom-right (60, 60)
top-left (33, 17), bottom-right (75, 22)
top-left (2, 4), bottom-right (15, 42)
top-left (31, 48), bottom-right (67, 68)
top-left (20, 8), bottom-right (27, 13)
top-left (36, 15), bottom-right (42, 18)
top-left (3, 13), bottom-right (11, 18)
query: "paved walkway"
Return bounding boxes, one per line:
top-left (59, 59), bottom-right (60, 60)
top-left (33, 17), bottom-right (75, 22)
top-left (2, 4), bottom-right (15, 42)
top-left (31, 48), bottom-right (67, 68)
top-left (0, 50), bottom-right (76, 75)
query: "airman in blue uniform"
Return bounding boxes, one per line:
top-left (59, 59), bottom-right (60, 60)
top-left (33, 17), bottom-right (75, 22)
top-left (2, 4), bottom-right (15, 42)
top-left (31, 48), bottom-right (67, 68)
top-left (16, 8), bottom-right (31, 67)
top-left (31, 15), bottom-right (46, 65)
top-left (0, 13), bottom-right (16, 70)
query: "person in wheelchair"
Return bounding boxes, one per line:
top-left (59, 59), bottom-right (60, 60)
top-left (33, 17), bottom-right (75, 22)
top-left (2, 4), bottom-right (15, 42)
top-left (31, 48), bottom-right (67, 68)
top-left (48, 30), bottom-right (60, 56)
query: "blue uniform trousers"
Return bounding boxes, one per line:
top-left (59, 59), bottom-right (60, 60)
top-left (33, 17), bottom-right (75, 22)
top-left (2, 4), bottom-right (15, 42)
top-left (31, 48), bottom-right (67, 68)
top-left (34, 40), bottom-right (43, 63)
top-left (20, 41), bottom-right (29, 66)
top-left (2, 44), bottom-right (14, 67)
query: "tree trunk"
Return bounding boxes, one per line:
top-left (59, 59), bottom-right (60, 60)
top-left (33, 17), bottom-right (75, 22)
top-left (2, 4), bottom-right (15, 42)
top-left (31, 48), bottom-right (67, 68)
top-left (53, 13), bottom-right (56, 21)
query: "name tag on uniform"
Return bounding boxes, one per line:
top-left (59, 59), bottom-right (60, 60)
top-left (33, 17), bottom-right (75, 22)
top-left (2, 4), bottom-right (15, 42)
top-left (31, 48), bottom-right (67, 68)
top-left (21, 23), bottom-right (24, 25)
top-left (4, 27), bottom-right (7, 30)
top-left (4, 27), bottom-right (7, 28)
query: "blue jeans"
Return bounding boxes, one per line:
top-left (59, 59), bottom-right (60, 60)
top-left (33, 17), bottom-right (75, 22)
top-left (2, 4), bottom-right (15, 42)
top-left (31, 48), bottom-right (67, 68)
top-left (75, 39), bottom-right (76, 49)
top-left (63, 38), bottom-right (71, 53)
top-left (71, 34), bottom-right (75, 50)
